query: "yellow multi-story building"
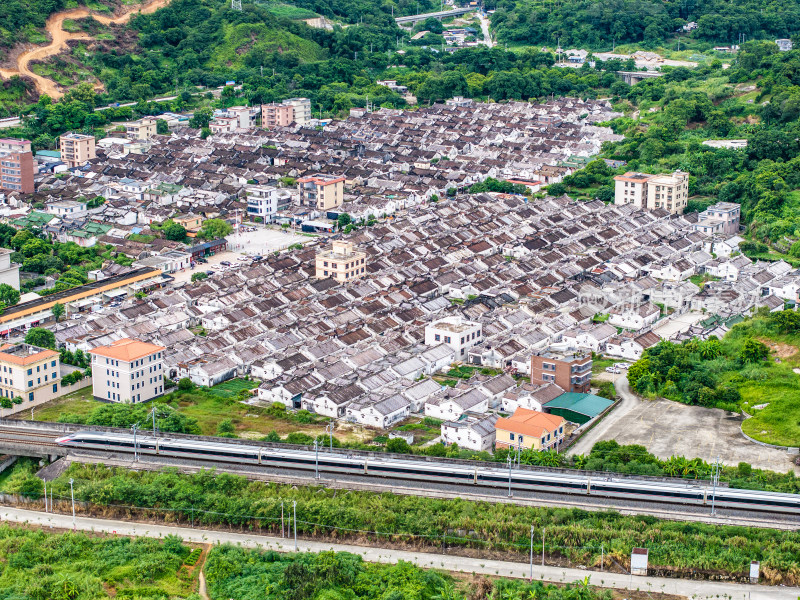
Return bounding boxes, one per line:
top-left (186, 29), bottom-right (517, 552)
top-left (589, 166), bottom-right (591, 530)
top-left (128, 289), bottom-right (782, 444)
top-left (297, 174), bottom-right (345, 211)
top-left (0, 343), bottom-right (61, 415)
top-left (59, 133), bottom-right (96, 168)
top-left (494, 407), bottom-right (565, 451)
top-left (315, 240), bottom-right (366, 282)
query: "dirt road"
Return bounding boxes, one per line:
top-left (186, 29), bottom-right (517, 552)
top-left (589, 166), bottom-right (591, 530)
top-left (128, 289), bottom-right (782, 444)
top-left (0, 0), bottom-right (172, 99)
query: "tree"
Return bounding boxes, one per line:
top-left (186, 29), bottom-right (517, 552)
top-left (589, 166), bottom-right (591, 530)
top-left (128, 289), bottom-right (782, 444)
top-left (189, 107), bottom-right (213, 129)
top-left (197, 218), bottom-right (233, 240)
top-left (191, 272), bottom-right (208, 282)
top-left (547, 183), bottom-right (567, 196)
top-left (51, 302), bottom-right (65, 323)
top-left (25, 327), bottom-right (56, 349)
top-left (740, 338), bottom-right (769, 363)
top-left (386, 437), bottom-right (411, 453)
top-left (156, 119), bottom-right (169, 135)
top-left (0, 398), bottom-right (10, 409)
top-left (337, 213), bottom-right (352, 229)
top-left (178, 377), bottom-right (195, 391)
top-left (216, 419), bottom-right (236, 437)
top-left (163, 221), bottom-right (187, 241)
top-left (0, 284), bottom-right (19, 307)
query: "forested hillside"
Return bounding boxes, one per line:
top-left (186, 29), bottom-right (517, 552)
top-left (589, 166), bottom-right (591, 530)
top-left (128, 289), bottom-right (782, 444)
top-left (0, 0), bottom-right (68, 46)
top-left (490, 0), bottom-right (800, 47)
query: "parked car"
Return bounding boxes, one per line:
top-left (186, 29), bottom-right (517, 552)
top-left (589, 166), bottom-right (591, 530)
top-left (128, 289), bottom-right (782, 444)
top-left (614, 363), bottom-right (629, 369)
top-left (196, 257), bottom-right (208, 264)
top-left (251, 255), bottom-right (263, 262)
top-left (605, 366), bottom-right (620, 374)
top-left (220, 260), bottom-right (232, 266)
top-left (205, 270), bottom-right (215, 276)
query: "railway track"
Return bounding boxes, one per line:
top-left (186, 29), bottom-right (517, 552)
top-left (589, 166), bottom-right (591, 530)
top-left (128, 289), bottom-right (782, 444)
top-left (0, 427), bottom-right (60, 447)
top-left (2, 423), bottom-right (799, 530)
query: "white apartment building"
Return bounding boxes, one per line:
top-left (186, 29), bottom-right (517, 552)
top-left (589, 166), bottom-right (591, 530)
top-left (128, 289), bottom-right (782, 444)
top-left (695, 201), bottom-right (741, 235)
top-left (209, 117), bottom-right (238, 134)
top-left (226, 105), bottom-right (258, 129)
top-left (0, 248), bottom-right (20, 290)
top-left (282, 98), bottom-right (311, 125)
top-left (646, 171), bottom-right (689, 213)
top-left (613, 172), bottom-right (651, 208)
top-left (89, 338), bottom-right (166, 403)
top-left (246, 185), bottom-right (279, 221)
top-left (424, 316), bottom-right (482, 359)
top-left (614, 170), bottom-right (689, 214)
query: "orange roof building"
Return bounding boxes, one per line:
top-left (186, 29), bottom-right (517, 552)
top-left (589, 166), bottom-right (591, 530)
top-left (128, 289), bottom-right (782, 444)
top-left (495, 407), bottom-right (565, 451)
top-left (89, 338), bottom-right (166, 404)
top-left (89, 338), bottom-right (165, 362)
top-left (0, 343), bottom-right (62, 417)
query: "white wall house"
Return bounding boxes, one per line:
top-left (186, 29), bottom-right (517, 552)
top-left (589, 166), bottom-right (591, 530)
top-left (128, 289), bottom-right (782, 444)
top-left (424, 316), bottom-right (482, 360)
top-left (247, 186), bottom-right (279, 221)
top-left (441, 415), bottom-right (497, 451)
top-left (607, 302), bottom-right (660, 331)
top-left (347, 395), bottom-right (411, 428)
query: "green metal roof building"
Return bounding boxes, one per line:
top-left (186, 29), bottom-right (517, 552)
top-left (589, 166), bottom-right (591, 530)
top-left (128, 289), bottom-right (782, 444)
top-left (543, 393), bottom-right (615, 425)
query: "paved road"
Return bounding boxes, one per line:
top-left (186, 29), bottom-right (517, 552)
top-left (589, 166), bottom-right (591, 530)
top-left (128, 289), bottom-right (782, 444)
top-left (1, 506), bottom-right (794, 599)
top-left (477, 12), bottom-right (494, 47)
top-left (568, 376), bottom-right (798, 473)
top-left (569, 375), bottom-right (639, 456)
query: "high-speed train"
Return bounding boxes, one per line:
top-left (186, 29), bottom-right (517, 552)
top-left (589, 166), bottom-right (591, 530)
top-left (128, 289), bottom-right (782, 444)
top-left (56, 430), bottom-right (800, 515)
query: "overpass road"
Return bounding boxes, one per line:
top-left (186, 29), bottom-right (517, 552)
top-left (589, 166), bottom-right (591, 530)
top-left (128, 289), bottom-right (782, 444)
top-left (395, 7), bottom-right (473, 24)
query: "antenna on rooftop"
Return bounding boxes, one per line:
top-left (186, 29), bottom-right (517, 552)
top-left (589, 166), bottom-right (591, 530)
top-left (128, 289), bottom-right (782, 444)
top-left (231, 0), bottom-right (242, 10)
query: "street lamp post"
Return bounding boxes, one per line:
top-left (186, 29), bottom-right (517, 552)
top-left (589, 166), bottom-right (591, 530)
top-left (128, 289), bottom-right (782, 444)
top-left (69, 478), bottom-right (75, 528)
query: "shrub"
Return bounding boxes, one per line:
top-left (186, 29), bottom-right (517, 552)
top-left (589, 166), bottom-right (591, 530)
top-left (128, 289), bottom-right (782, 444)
top-left (178, 378), bottom-right (194, 391)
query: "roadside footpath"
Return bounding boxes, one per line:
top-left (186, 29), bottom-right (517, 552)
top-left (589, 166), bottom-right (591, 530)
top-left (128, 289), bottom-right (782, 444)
top-left (1, 506), bottom-right (796, 600)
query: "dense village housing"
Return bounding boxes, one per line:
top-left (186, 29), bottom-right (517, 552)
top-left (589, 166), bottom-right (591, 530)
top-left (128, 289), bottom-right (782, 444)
top-left (0, 98), bottom-right (776, 448)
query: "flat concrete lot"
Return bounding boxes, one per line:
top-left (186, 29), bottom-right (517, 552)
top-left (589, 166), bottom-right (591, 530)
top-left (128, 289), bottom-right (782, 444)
top-left (595, 398), bottom-right (798, 473)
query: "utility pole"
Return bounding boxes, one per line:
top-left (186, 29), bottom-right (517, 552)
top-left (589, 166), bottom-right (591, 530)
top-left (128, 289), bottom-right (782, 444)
top-left (326, 421), bottom-right (334, 450)
top-left (149, 406), bottom-right (157, 436)
top-left (541, 528), bottom-right (545, 566)
top-left (529, 525), bottom-right (534, 581)
top-left (314, 439), bottom-right (320, 479)
top-left (710, 456), bottom-right (720, 515)
top-left (69, 478), bottom-right (75, 528)
top-left (507, 453), bottom-right (513, 498)
top-left (43, 480), bottom-right (47, 512)
top-left (131, 423), bottom-right (139, 462)
top-left (281, 501), bottom-right (285, 537)
top-left (293, 501), bottom-right (298, 551)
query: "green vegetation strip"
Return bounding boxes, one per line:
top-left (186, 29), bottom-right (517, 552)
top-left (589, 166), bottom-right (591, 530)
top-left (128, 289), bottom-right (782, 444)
top-left (205, 546), bottom-right (609, 600)
top-left (7, 463), bottom-right (799, 583)
top-left (0, 525), bottom-right (611, 600)
top-left (0, 525), bottom-right (194, 599)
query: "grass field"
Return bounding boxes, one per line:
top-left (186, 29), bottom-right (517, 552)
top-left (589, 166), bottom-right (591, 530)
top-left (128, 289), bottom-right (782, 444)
top-left (739, 364), bottom-right (800, 447)
top-left (591, 356), bottom-right (617, 374)
top-left (26, 378), bottom-right (369, 442)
